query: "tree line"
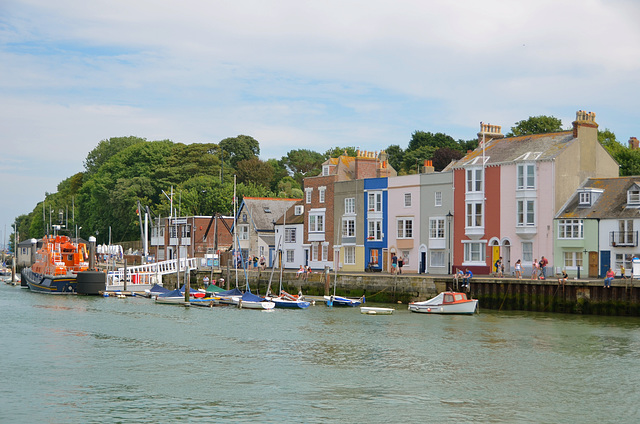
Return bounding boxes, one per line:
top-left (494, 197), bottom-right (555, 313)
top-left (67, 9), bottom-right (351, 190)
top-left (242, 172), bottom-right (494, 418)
top-left (10, 116), bottom-right (636, 248)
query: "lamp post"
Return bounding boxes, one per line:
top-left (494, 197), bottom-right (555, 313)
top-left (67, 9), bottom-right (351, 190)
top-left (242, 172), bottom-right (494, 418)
top-left (446, 211), bottom-right (453, 275)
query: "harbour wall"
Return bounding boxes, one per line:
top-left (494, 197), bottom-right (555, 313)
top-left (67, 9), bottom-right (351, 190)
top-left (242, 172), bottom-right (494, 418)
top-left (167, 270), bottom-right (640, 316)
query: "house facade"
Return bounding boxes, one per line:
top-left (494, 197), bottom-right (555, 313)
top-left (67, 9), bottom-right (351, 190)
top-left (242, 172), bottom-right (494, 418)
top-left (388, 174), bottom-right (420, 273)
top-left (333, 179), bottom-right (366, 272)
top-left (303, 150), bottom-right (396, 270)
top-left (150, 215), bottom-right (233, 262)
top-left (364, 177), bottom-right (389, 272)
top-left (555, 177), bottom-right (640, 279)
top-left (419, 167), bottom-right (454, 275)
top-left (274, 201), bottom-right (306, 269)
top-left (233, 197), bottom-right (301, 267)
top-left (450, 111), bottom-right (619, 276)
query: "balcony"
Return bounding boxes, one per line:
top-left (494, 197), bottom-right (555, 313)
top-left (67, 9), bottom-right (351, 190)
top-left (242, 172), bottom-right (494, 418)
top-left (610, 231), bottom-right (638, 247)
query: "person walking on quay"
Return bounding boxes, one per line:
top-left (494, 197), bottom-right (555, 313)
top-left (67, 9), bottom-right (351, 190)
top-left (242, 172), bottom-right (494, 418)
top-left (391, 253), bottom-right (398, 275)
top-left (539, 256), bottom-right (549, 280)
top-left (398, 256), bottom-right (404, 274)
top-left (604, 267), bottom-right (615, 288)
top-left (203, 275), bottom-right (210, 288)
top-left (259, 255), bottom-right (266, 271)
top-left (531, 259), bottom-right (539, 280)
top-left (515, 259), bottom-right (522, 278)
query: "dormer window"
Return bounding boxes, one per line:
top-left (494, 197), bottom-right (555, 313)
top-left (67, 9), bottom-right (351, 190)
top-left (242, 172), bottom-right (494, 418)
top-left (322, 165), bottom-right (331, 176)
top-left (579, 192), bottom-right (591, 206)
top-left (628, 188), bottom-right (640, 205)
top-left (295, 205), bottom-right (303, 215)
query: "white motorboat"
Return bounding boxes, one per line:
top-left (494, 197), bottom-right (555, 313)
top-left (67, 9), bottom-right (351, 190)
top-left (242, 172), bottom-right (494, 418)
top-left (360, 306), bottom-right (394, 315)
top-left (408, 292), bottom-right (478, 315)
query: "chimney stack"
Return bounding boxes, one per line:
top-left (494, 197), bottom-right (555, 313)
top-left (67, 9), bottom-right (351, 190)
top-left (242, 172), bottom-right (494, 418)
top-left (629, 137), bottom-right (639, 150)
top-left (477, 122), bottom-right (504, 144)
top-left (572, 110), bottom-right (598, 138)
top-left (422, 160), bottom-right (435, 174)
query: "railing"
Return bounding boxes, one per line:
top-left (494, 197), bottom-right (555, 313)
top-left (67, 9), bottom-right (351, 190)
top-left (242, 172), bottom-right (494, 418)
top-left (106, 257), bottom-right (197, 287)
top-left (609, 231), bottom-right (638, 247)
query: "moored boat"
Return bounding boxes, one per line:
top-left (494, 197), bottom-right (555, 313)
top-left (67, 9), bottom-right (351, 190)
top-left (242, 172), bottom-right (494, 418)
top-left (21, 235), bottom-right (89, 294)
top-left (324, 295), bottom-right (364, 307)
top-left (360, 306), bottom-right (394, 315)
top-left (408, 292), bottom-right (478, 315)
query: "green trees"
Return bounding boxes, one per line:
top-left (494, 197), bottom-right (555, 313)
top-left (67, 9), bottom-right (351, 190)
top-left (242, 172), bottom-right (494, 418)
top-left (506, 116), bottom-right (564, 137)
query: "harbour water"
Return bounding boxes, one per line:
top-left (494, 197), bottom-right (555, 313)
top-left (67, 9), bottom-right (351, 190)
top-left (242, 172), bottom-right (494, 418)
top-left (1, 283), bottom-right (639, 423)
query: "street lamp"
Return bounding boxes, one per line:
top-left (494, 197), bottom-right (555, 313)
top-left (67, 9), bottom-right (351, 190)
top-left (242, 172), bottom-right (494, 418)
top-left (446, 211), bottom-right (453, 275)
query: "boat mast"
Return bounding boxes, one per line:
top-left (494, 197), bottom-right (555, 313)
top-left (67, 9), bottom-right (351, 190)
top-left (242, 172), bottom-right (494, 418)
top-left (233, 175), bottom-right (238, 288)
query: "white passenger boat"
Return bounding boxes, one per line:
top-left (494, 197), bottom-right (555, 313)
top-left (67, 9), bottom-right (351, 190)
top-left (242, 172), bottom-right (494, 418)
top-left (408, 292), bottom-right (478, 315)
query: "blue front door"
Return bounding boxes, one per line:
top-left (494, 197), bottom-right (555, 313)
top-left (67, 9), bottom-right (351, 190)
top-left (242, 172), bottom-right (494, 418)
top-left (600, 250), bottom-right (611, 278)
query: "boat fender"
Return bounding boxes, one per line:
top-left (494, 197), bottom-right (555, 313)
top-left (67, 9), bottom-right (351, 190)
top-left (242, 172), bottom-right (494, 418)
top-left (427, 308), bottom-right (431, 312)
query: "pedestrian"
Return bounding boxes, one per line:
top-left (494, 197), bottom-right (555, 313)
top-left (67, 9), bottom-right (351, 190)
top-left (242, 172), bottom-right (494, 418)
top-left (391, 253), bottom-right (398, 275)
top-left (531, 259), bottom-right (539, 280)
top-left (259, 255), bottom-right (266, 270)
top-left (558, 269), bottom-right (568, 286)
top-left (203, 275), bottom-right (210, 288)
top-left (540, 256), bottom-right (548, 280)
top-left (515, 259), bottom-right (522, 278)
top-left (620, 265), bottom-right (627, 280)
top-left (604, 267), bottom-right (615, 288)
top-left (398, 256), bottom-right (404, 274)
top-left (494, 257), bottom-right (503, 277)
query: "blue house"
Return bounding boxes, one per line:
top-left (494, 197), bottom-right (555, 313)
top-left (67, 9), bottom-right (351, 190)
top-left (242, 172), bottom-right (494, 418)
top-left (363, 177), bottom-right (389, 271)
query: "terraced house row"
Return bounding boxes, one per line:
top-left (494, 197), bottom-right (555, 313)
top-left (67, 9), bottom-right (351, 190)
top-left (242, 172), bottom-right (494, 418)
top-left (251, 110), bottom-right (637, 278)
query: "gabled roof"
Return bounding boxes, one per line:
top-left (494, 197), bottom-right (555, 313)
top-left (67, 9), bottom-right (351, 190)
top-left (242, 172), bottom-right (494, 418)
top-left (556, 177), bottom-right (640, 219)
top-left (274, 200), bottom-right (305, 225)
top-left (235, 197), bottom-right (302, 231)
top-left (452, 131), bottom-right (576, 168)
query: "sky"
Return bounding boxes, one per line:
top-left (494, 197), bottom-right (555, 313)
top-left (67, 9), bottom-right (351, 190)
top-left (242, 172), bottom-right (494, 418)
top-left (1, 0), bottom-right (640, 246)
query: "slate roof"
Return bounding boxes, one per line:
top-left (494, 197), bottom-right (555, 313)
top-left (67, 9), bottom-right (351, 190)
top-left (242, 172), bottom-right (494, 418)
top-left (274, 200), bottom-right (305, 225)
top-left (557, 177), bottom-right (640, 219)
top-left (237, 197), bottom-right (302, 231)
top-left (451, 131), bottom-right (576, 168)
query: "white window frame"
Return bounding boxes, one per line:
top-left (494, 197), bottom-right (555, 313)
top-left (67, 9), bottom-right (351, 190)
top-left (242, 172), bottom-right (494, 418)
top-left (286, 249), bottom-right (295, 263)
top-left (284, 227), bottom-right (296, 243)
top-left (397, 218), bottom-right (413, 239)
top-left (238, 224), bottom-right (249, 240)
top-left (628, 189), bottom-right (640, 205)
top-left (344, 246), bottom-right (356, 265)
top-left (368, 191), bottom-right (382, 212)
top-left (430, 251), bottom-right (445, 267)
top-left (466, 168), bottom-right (483, 192)
top-left (404, 193), bottom-right (412, 207)
top-left (558, 219), bottom-right (583, 239)
top-left (522, 242), bottom-right (533, 262)
top-left (563, 251), bottom-right (583, 270)
top-left (322, 165), bottom-right (330, 176)
top-left (435, 191), bottom-right (442, 207)
top-left (368, 219), bottom-right (382, 241)
top-left (342, 217), bottom-right (355, 238)
top-left (429, 218), bottom-right (445, 239)
top-left (579, 192), bottom-right (591, 205)
top-left (517, 200), bottom-right (535, 226)
top-left (345, 197), bottom-right (355, 215)
top-left (463, 241), bottom-right (486, 263)
top-left (466, 202), bottom-right (483, 228)
top-left (319, 187), bottom-right (326, 203)
top-left (322, 244), bottom-right (328, 262)
top-left (309, 213), bottom-right (325, 233)
top-left (305, 188), bottom-right (312, 204)
top-left (312, 244), bottom-right (318, 261)
top-left (517, 163), bottom-right (535, 190)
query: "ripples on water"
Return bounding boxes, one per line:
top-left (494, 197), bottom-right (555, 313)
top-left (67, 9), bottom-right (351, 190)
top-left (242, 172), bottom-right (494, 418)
top-left (1, 284), bottom-right (640, 423)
